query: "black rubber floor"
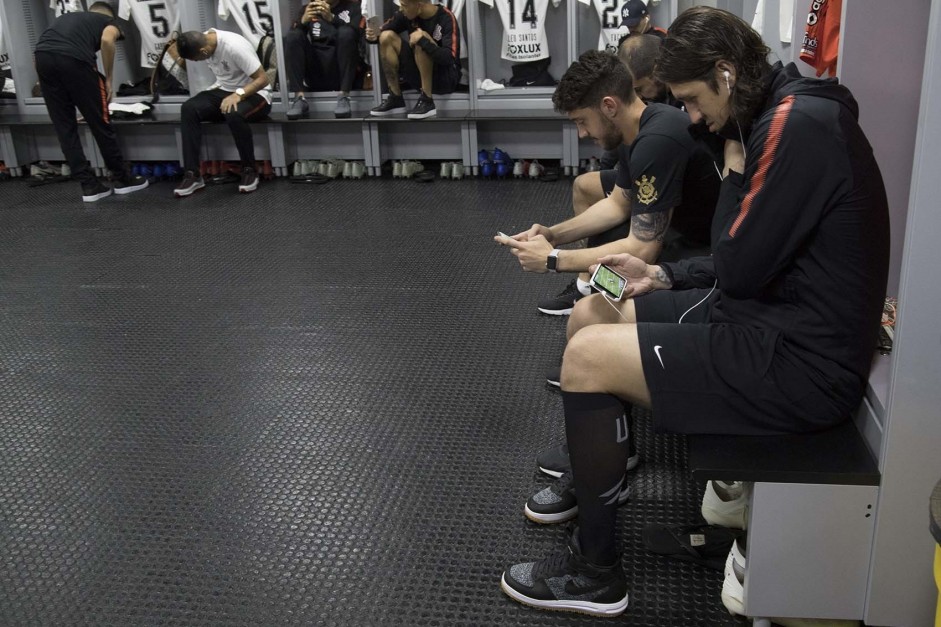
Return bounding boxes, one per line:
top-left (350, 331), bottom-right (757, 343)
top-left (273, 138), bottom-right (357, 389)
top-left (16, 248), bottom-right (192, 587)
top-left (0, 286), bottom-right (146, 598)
top-left (0, 176), bottom-right (748, 626)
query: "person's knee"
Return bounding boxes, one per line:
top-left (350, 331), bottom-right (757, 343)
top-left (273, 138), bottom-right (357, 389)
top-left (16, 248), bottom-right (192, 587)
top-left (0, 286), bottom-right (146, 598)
top-left (379, 29), bottom-right (399, 50)
top-left (573, 172), bottom-right (603, 214)
top-left (560, 327), bottom-right (606, 390)
top-left (224, 110), bottom-right (247, 126)
top-left (336, 25), bottom-right (356, 47)
top-left (567, 294), bottom-right (604, 340)
top-left (283, 29), bottom-right (304, 49)
top-left (181, 99), bottom-right (199, 121)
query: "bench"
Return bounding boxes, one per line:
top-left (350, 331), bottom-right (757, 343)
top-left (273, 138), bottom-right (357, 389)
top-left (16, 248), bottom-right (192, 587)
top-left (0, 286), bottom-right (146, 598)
top-left (688, 417), bottom-right (880, 623)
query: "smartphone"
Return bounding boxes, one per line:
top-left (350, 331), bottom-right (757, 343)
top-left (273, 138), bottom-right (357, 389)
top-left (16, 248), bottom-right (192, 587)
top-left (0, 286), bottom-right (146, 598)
top-left (590, 264), bottom-right (628, 301)
top-left (366, 15), bottom-right (382, 30)
top-left (496, 231), bottom-right (511, 240)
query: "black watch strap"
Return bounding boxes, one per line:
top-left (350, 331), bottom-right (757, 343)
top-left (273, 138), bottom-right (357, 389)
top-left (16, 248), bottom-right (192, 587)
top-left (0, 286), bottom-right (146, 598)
top-left (547, 249), bottom-right (561, 272)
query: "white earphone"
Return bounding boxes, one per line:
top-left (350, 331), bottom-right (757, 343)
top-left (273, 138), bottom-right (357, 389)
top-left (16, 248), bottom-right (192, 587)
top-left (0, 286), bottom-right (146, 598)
top-left (723, 70), bottom-right (732, 92)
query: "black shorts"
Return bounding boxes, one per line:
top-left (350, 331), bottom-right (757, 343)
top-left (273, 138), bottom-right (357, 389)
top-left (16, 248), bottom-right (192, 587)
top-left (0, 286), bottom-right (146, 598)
top-left (397, 33), bottom-right (460, 95)
top-left (634, 289), bottom-right (858, 435)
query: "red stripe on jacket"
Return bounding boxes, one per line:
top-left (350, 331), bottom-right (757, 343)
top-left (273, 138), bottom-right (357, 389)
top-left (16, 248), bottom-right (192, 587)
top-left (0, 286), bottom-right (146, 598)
top-left (729, 95), bottom-right (794, 238)
top-left (98, 76), bottom-right (110, 124)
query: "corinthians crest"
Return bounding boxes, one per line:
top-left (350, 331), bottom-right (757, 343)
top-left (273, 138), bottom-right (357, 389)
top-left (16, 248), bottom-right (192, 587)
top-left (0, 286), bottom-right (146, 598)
top-left (635, 175), bottom-right (658, 205)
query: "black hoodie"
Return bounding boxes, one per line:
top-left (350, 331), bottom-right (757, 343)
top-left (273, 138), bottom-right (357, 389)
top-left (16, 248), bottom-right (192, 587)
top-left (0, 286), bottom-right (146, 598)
top-left (663, 62), bottom-right (890, 407)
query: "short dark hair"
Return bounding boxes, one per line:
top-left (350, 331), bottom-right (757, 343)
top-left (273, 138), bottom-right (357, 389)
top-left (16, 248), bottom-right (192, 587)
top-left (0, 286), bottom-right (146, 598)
top-left (618, 33), bottom-right (662, 81)
top-left (88, 1), bottom-right (114, 16)
top-left (176, 31), bottom-right (208, 61)
top-left (656, 6), bottom-right (771, 124)
top-left (552, 50), bottom-right (635, 114)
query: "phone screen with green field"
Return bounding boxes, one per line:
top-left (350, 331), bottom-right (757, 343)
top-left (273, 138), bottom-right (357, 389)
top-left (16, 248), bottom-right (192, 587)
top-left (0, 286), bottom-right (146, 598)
top-left (591, 265), bottom-right (627, 300)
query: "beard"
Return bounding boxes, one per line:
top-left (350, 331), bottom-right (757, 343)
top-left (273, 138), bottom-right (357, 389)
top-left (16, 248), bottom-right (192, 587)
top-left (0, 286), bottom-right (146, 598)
top-left (597, 115), bottom-right (623, 151)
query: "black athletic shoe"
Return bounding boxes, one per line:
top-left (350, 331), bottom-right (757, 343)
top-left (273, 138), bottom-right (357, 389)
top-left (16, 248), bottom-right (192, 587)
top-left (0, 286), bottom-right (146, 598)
top-left (174, 171), bottom-right (205, 197)
top-left (524, 471), bottom-right (631, 524)
top-left (370, 94), bottom-right (407, 117)
top-left (537, 442), bottom-right (639, 479)
top-left (501, 528), bottom-right (629, 617)
top-left (238, 167), bottom-right (259, 193)
top-left (112, 172), bottom-right (149, 195)
top-left (407, 93), bottom-right (436, 119)
top-left (546, 362), bottom-right (561, 388)
top-left (537, 278), bottom-right (586, 315)
top-left (81, 179), bottom-right (112, 202)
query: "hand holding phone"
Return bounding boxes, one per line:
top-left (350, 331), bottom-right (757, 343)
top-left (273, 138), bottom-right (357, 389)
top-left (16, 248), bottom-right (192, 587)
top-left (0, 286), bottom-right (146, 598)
top-left (589, 264), bottom-right (628, 301)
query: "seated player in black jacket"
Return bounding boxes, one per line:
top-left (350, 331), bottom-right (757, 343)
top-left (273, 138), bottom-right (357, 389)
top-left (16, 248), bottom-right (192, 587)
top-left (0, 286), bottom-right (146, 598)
top-left (499, 7), bottom-right (890, 618)
top-left (366, 0), bottom-right (460, 120)
top-left (284, 0), bottom-right (364, 119)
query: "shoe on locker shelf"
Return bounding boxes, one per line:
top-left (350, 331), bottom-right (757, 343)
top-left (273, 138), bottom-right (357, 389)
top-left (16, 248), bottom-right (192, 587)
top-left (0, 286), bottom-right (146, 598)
top-left (450, 163), bottom-right (464, 180)
top-left (478, 148), bottom-right (491, 167)
top-left (392, 160), bottom-right (403, 178)
top-left (492, 147), bottom-right (511, 165)
top-left (480, 161), bottom-right (494, 178)
top-left (350, 161), bottom-right (366, 179)
top-left (529, 160), bottom-right (545, 178)
top-left (496, 161), bottom-right (512, 178)
top-left (440, 161), bottom-right (453, 179)
top-left (513, 160), bottom-right (529, 178)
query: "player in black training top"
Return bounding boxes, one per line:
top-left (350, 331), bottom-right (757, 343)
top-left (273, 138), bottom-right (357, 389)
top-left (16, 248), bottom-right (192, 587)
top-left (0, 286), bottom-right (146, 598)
top-left (366, 0), bottom-right (460, 120)
top-left (33, 1), bottom-right (148, 202)
top-left (284, 0), bottom-right (364, 119)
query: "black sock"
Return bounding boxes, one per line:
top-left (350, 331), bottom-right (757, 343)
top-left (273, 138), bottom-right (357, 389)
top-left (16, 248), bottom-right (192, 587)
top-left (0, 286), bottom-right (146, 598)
top-left (563, 391), bottom-right (630, 564)
top-left (619, 399), bottom-right (637, 459)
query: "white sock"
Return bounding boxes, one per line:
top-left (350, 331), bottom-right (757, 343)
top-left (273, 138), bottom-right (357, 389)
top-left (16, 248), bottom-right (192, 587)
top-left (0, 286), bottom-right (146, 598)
top-left (576, 278), bottom-right (592, 296)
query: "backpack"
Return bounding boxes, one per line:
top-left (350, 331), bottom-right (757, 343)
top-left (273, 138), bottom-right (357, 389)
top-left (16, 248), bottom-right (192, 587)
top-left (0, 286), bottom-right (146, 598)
top-left (149, 35), bottom-right (189, 102)
top-left (256, 34), bottom-right (278, 90)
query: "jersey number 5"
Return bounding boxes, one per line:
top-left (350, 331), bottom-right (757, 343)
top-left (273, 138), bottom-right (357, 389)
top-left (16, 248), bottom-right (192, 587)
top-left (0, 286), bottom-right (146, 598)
top-left (149, 2), bottom-right (170, 38)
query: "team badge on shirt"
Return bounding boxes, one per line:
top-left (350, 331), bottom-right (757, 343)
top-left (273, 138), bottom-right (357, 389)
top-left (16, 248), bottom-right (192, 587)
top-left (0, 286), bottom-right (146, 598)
top-left (635, 175), bottom-right (658, 205)
top-left (433, 25), bottom-right (443, 41)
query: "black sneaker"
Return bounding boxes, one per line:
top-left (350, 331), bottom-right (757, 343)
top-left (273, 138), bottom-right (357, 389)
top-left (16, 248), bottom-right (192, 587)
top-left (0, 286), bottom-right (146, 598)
top-left (174, 171), bottom-right (205, 197)
top-left (238, 167), bottom-right (259, 193)
top-left (537, 278), bottom-right (587, 315)
top-left (537, 441), bottom-right (639, 478)
top-left (370, 93), bottom-right (407, 117)
top-left (501, 528), bottom-right (629, 617)
top-left (112, 172), bottom-right (148, 195)
top-left (81, 178), bottom-right (112, 202)
top-left (524, 471), bottom-right (631, 524)
top-left (407, 93), bottom-right (436, 119)
top-left (546, 362), bottom-right (561, 388)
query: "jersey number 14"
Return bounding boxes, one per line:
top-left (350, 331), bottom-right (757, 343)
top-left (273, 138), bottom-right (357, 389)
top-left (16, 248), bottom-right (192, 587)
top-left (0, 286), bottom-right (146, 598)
top-left (509, 0), bottom-right (538, 28)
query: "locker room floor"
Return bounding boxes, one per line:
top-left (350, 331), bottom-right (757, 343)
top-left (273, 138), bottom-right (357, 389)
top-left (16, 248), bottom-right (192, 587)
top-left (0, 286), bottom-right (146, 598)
top-left (0, 175), bottom-right (748, 626)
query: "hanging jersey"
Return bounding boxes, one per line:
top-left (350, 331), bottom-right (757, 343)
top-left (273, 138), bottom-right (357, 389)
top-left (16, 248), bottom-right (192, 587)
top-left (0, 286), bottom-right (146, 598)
top-left (800, 0), bottom-right (841, 77)
top-left (578, 0), bottom-right (629, 53)
top-left (479, 0), bottom-right (561, 63)
top-left (217, 0), bottom-right (274, 48)
top-left (117, 0), bottom-right (181, 68)
top-left (51, 0), bottom-right (85, 17)
top-left (0, 12), bottom-right (10, 75)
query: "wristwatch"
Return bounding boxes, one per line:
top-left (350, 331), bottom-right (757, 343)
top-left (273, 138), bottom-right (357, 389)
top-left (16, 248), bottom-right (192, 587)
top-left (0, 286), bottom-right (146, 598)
top-left (235, 87), bottom-right (246, 100)
top-left (546, 249), bottom-right (561, 273)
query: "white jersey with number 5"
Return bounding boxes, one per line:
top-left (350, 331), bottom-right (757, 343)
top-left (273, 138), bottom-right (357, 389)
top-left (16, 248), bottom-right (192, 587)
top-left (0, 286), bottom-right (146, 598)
top-left (578, 0), bottom-right (629, 52)
top-left (0, 12), bottom-right (10, 74)
top-left (117, 0), bottom-right (181, 68)
top-left (480, 0), bottom-right (561, 62)
top-left (217, 0), bottom-right (274, 49)
top-left (50, 0), bottom-right (85, 17)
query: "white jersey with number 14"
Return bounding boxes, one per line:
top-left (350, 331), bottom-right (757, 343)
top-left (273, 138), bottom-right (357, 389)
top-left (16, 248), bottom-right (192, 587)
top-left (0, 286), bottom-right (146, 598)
top-left (479, 0), bottom-right (561, 63)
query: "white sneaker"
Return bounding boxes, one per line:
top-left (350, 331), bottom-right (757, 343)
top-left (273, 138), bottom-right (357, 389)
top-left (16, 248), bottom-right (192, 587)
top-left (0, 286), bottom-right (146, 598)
top-left (513, 160), bottom-right (526, 178)
top-left (392, 160), bottom-right (403, 178)
top-left (342, 161), bottom-right (353, 178)
top-left (350, 161), bottom-right (366, 179)
top-left (450, 162), bottom-right (464, 180)
top-left (440, 162), bottom-right (452, 179)
top-left (528, 160), bottom-right (544, 179)
top-left (720, 547), bottom-right (746, 616)
top-left (701, 480), bottom-right (749, 529)
top-left (326, 161), bottom-right (341, 178)
top-left (292, 160), bottom-right (303, 177)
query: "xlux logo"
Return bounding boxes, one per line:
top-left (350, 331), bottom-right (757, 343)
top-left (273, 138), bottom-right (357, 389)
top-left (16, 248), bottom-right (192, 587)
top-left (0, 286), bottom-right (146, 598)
top-left (508, 43), bottom-right (541, 55)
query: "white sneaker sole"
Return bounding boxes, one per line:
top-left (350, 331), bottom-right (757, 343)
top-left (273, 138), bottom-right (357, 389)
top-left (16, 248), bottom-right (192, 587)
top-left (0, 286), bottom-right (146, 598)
top-left (524, 485), bottom-right (631, 524)
top-left (370, 107), bottom-right (407, 117)
top-left (82, 187), bottom-right (113, 202)
top-left (537, 305), bottom-right (573, 316)
top-left (239, 180), bottom-right (259, 193)
top-left (114, 179), bottom-right (149, 195)
top-left (174, 181), bottom-right (205, 197)
top-left (407, 109), bottom-right (437, 120)
top-left (500, 573), bottom-right (629, 617)
top-left (720, 550), bottom-right (746, 615)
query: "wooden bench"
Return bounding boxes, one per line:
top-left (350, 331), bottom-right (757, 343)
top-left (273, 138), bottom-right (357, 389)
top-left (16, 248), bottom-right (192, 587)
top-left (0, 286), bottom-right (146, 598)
top-left (688, 418), bottom-right (880, 622)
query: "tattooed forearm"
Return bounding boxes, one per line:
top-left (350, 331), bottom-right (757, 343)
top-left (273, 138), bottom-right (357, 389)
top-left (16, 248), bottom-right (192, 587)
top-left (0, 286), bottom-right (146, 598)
top-left (655, 266), bottom-right (673, 289)
top-left (630, 210), bottom-right (673, 243)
